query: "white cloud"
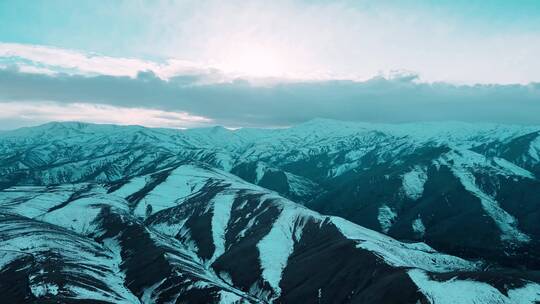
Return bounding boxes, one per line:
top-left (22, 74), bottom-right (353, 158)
top-left (0, 42), bottom-right (224, 81)
top-left (0, 101), bottom-right (212, 129)
top-left (2, 2), bottom-right (540, 84)
top-left (0, 43), bottom-right (156, 77)
top-left (15, 64), bottom-right (58, 76)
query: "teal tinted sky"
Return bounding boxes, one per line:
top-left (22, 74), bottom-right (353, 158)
top-left (0, 1), bottom-right (539, 129)
top-left (2, 1), bottom-right (540, 57)
top-left (1, 0), bottom-right (540, 82)
top-left (0, 0), bottom-right (540, 83)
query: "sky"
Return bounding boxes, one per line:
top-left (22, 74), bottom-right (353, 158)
top-left (0, 0), bottom-right (539, 129)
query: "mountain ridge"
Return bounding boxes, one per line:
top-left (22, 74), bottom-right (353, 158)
top-left (2, 163), bottom-right (539, 303)
top-left (1, 120), bottom-right (540, 302)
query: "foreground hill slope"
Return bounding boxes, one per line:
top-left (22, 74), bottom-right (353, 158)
top-left (1, 164), bottom-right (539, 303)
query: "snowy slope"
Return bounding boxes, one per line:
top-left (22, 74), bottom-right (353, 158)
top-left (0, 213), bottom-right (139, 303)
top-left (1, 163), bottom-right (539, 303)
top-left (2, 120), bottom-right (540, 266)
top-left (2, 120), bottom-right (540, 302)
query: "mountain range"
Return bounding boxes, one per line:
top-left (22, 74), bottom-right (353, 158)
top-left (1, 120), bottom-right (539, 303)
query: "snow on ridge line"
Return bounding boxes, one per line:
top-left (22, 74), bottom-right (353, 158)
top-left (0, 250), bottom-right (28, 270)
top-left (444, 149), bottom-right (534, 179)
top-left (172, 164), bottom-right (265, 192)
top-left (449, 165), bottom-right (530, 244)
top-left (434, 149), bottom-right (532, 243)
top-left (492, 157), bottom-right (535, 179)
top-left (330, 216), bottom-right (477, 273)
top-left (408, 269), bottom-right (540, 304)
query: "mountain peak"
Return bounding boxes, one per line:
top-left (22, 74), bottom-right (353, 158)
top-left (0, 121), bottom-right (154, 139)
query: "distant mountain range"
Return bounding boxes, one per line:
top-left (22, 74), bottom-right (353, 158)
top-left (1, 120), bottom-right (539, 303)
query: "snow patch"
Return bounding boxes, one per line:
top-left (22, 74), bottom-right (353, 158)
top-left (331, 216), bottom-right (476, 273)
top-left (450, 164), bottom-right (530, 243)
top-left (284, 172), bottom-right (318, 197)
top-left (209, 193), bottom-right (236, 265)
top-left (0, 250), bottom-right (26, 269)
top-left (133, 166), bottom-right (208, 217)
top-left (507, 283), bottom-right (540, 304)
top-left (255, 162), bottom-right (266, 183)
top-left (329, 162), bottom-right (357, 177)
top-left (408, 269), bottom-right (540, 304)
top-left (39, 197), bottom-right (104, 235)
top-left (402, 166), bottom-right (428, 200)
top-left (151, 219), bottom-right (188, 237)
top-left (30, 282), bottom-right (59, 297)
top-left (100, 237), bottom-right (141, 303)
top-left (0, 187), bottom-right (74, 218)
top-left (528, 135), bottom-right (540, 162)
top-left (141, 279), bottom-right (166, 304)
top-left (219, 290), bottom-right (243, 304)
top-left (257, 207), bottom-right (304, 299)
top-left (492, 157), bottom-right (535, 179)
top-left (110, 176), bottom-right (149, 198)
top-left (412, 217), bottom-right (426, 237)
top-left (377, 205), bottom-right (397, 233)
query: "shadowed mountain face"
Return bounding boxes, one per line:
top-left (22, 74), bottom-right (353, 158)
top-left (1, 121), bottom-right (540, 303)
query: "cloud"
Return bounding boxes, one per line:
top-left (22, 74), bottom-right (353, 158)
top-left (0, 101), bottom-right (212, 130)
top-left (1, 68), bottom-right (539, 128)
top-left (3, 1), bottom-right (540, 84)
top-left (0, 43), bottom-right (157, 77)
top-left (0, 43), bottom-right (225, 81)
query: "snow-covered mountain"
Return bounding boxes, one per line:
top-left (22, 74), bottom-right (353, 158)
top-left (1, 120), bottom-right (540, 303)
top-left (2, 164), bottom-right (539, 303)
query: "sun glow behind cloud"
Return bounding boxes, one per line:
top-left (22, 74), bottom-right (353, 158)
top-left (216, 44), bottom-right (288, 78)
top-left (0, 42), bottom-right (316, 83)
